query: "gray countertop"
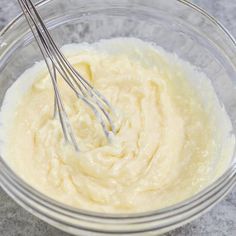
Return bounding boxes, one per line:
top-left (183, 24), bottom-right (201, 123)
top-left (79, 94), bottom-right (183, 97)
top-left (0, 0), bottom-right (236, 235)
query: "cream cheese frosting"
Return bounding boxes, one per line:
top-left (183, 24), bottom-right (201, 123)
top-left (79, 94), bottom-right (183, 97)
top-left (0, 38), bottom-right (235, 213)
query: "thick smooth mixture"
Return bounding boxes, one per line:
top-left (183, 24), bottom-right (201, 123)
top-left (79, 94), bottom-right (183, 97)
top-left (0, 38), bottom-right (234, 213)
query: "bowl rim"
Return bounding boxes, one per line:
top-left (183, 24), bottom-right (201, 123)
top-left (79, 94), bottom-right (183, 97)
top-left (0, 0), bottom-right (236, 221)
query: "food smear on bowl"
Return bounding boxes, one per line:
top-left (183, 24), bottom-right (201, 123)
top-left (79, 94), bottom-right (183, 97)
top-left (0, 38), bottom-right (235, 213)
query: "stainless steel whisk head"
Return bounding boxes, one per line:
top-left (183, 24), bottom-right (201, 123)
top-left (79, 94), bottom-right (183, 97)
top-left (18, 0), bottom-right (115, 151)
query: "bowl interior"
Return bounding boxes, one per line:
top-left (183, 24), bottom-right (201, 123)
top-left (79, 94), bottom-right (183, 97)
top-left (0, 0), bottom-right (236, 207)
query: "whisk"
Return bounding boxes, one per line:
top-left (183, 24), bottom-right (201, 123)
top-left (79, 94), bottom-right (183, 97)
top-left (18, 0), bottom-right (115, 151)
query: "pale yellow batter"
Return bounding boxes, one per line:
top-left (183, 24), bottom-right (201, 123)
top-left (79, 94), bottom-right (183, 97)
top-left (0, 38), bottom-right (235, 213)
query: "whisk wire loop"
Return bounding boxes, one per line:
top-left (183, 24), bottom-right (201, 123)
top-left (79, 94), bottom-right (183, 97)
top-left (18, 0), bottom-right (115, 150)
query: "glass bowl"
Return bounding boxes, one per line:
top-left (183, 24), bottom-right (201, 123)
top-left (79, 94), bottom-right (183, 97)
top-left (0, 0), bottom-right (236, 235)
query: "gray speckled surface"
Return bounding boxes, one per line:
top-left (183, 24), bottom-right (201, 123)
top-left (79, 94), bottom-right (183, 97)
top-left (0, 0), bottom-right (236, 235)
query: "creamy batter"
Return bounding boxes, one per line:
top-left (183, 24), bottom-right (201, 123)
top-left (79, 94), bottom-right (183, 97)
top-left (0, 38), bottom-right (235, 213)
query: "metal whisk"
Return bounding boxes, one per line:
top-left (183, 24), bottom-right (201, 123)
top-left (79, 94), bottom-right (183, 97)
top-left (18, 0), bottom-right (115, 151)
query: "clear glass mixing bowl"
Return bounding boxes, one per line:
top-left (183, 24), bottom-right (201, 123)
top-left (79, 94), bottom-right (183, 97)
top-left (0, 0), bottom-right (236, 235)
